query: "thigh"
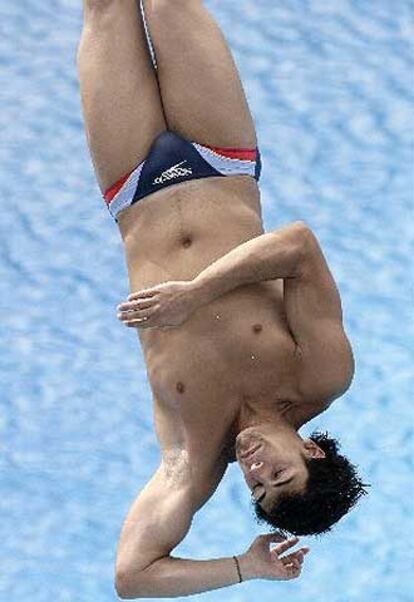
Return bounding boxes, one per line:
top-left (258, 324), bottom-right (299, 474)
top-left (144, 0), bottom-right (257, 148)
top-left (77, 0), bottom-right (167, 192)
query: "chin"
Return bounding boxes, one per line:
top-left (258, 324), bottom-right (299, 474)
top-left (236, 427), bottom-right (264, 443)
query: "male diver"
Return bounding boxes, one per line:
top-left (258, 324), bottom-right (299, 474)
top-left (77, 0), bottom-right (369, 598)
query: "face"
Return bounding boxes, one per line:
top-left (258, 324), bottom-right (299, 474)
top-left (236, 425), bottom-right (325, 513)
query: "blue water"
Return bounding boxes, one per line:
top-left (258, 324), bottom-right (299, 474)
top-left (1, 1), bottom-right (413, 601)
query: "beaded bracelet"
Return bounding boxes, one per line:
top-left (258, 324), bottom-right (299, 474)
top-left (233, 555), bottom-right (243, 583)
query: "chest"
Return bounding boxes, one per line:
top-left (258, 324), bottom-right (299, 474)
top-left (145, 281), bottom-right (300, 454)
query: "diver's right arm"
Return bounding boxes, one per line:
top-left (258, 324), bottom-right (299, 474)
top-left (115, 456), bottom-right (308, 599)
top-left (117, 221), bottom-right (307, 328)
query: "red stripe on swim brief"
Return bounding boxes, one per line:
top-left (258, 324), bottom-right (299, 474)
top-left (103, 169), bottom-right (133, 205)
top-left (202, 144), bottom-right (257, 161)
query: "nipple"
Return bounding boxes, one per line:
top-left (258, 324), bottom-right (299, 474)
top-left (253, 323), bottom-right (263, 333)
top-left (176, 381), bottom-right (185, 394)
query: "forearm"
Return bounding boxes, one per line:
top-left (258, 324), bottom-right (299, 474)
top-left (118, 554), bottom-right (252, 599)
top-left (192, 221), bottom-right (309, 308)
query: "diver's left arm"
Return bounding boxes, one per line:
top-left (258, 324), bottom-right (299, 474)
top-left (115, 459), bottom-right (309, 599)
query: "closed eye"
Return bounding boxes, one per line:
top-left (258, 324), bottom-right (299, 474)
top-left (255, 475), bottom-right (295, 505)
top-left (252, 472), bottom-right (281, 503)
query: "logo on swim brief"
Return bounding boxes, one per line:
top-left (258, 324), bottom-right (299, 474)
top-left (153, 160), bottom-right (193, 185)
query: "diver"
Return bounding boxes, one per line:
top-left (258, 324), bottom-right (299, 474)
top-left (77, 0), bottom-right (369, 597)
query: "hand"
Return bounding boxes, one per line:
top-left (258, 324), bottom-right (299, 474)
top-left (117, 280), bottom-right (199, 329)
top-left (238, 533), bottom-right (310, 581)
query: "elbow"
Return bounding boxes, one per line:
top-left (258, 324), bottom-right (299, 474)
top-left (294, 220), bottom-right (321, 262)
top-left (115, 555), bottom-right (170, 599)
top-left (115, 571), bottom-right (133, 599)
top-left (115, 569), bottom-right (145, 600)
top-left (286, 221), bottom-right (317, 274)
top-left (290, 220), bottom-right (315, 246)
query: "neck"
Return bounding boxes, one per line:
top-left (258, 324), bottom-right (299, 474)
top-left (223, 398), bottom-right (301, 463)
top-left (237, 398), bottom-right (299, 432)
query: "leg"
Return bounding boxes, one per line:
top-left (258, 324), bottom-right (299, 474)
top-left (77, 0), bottom-right (167, 193)
top-left (142, 0), bottom-right (257, 148)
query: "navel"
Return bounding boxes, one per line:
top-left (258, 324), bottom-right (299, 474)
top-left (253, 323), bottom-right (263, 333)
top-left (176, 381), bottom-right (185, 394)
top-left (181, 235), bottom-right (192, 248)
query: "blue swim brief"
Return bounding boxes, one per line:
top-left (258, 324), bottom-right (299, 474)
top-left (103, 130), bottom-right (262, 220)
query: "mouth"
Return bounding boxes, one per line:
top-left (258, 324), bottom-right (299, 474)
top-left (238, 443), bottom-right (263, 460)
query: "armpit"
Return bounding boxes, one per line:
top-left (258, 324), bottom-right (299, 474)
top-left (297, 328), bottom-right (355, 403)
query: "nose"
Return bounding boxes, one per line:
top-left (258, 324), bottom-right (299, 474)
top-left (249, 461), bottom-right (264, 472)
top-left (244, 461), bottom-right (266, 488)
top-left (246, 461), bottom-right (280, 484)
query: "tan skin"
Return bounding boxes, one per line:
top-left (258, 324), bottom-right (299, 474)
top-left (78, 0), bottom-right (354, 598)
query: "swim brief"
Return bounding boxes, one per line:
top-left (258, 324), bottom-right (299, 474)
top-left (103, 130), bottom-right (262, 220)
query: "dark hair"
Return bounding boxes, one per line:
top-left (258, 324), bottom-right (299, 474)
top-left (252, 430), bottom-right (371, 537)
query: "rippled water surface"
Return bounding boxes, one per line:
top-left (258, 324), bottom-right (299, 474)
top-left (1, 1), bottom-right (413, 601)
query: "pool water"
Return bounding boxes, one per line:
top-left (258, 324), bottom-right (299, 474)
top-left (1, 1), bottom-right (413, 601)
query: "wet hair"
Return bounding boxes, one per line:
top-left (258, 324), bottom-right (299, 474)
top-left (252, 430), bottom-right (371, 537)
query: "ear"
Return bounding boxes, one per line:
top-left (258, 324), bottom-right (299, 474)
top-left (303, 438), bottom-right (326, 459)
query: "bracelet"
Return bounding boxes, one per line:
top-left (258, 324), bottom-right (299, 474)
top-left (233, 555), bottom-right (243, 583)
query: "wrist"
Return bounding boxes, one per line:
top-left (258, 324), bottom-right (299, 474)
top-left (189, 275), bottom-right (214, 309)
top-left (235, 553), bottom-right (256, 582)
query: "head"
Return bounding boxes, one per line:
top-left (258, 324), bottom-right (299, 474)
top-left (236, 424), bottom-right (370, 537)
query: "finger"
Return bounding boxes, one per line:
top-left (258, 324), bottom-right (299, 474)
top-left (278, 549), bottom-right (300, 563)
top-left (280, 555), bottom-right (302, 568)
top-left (286, 564), bottom-right (301, 579)
top-left (280, 547), bottom-right (310, 564)
top-left (117, 306), bottom-right (153, 321)
top-left (126, 322), bottom-right (156, 330)
top-left (123, 304), bottom-right (160, 327)
top-left (124, 316), bottom-right (148, 326)
top-left (124, 317), bottom-right (151, 328)
top-left (285, 560), bottom-right (300, 571)
top-left (260, 532), bottom-right (288, 544)
top-left (273, 536), bottom-right (300, 556)
top-left (118, 298), bottom-right (155, 312)
top-left (297, 548), bottom-right (310, 561)
top-left (270, 535), bottom-right (299, 550)
top-left (119, 301), bottom-right (160, 322)
top-left (128, 289), bottom-right (159, 300)
top-left (285, 558), bottom-right (302, 573)
top-left (280, 552), bottom-right (301, 571)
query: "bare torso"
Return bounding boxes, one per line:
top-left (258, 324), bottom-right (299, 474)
top-left (118, 176), bottom-right (324, 491)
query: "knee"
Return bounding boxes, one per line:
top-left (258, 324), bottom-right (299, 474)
top-left (147, 0), bottom-right (202, 13)
top-left (83, 0), bottom-right (125, 12)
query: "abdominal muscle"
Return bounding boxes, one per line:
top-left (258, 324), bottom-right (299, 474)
top-left (116, 175), bottom-right (299, 475)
